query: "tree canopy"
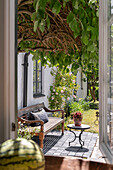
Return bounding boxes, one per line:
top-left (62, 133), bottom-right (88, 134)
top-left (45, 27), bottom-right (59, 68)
top-left (18, 0), bottom-right (99, 100)
top-left (18, 0), bottom-right (98, 68)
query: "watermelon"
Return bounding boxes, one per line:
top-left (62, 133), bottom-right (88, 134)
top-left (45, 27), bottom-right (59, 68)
top-left (0, 138), bottom-right (45, 170)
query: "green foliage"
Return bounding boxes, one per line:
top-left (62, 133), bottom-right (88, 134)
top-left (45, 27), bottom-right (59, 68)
top-left (69, 101), bottom-right (83, 113)
top-left (48, 68), bottom-right (79, 110)
top-left (69, 98), bottom-right (90, 114)
top-left (18, 124), bottom-right (39, 140)
top-left (18, 0), bottom-right (99, 101)
top-left (78, 98), bottom-right (90, 110)
top-left (18, 126), bottom-right (33, 140)
top-left (32, 0), bottom-right (99, 101)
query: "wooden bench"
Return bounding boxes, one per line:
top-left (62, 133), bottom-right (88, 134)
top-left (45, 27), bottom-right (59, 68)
top-left (18, 102), bottom-right (64, 149)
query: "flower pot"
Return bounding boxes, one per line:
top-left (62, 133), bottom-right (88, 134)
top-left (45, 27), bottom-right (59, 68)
top-left (74, 118), bottom-right (82, 126)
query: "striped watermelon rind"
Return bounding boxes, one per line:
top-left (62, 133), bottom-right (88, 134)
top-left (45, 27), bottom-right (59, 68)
top-left (0, 138), bottom-right (45, 170)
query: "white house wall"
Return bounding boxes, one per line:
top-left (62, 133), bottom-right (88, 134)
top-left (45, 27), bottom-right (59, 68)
top-left (18, 53), bottom-right (55, 109)
top-left (18, 53), bottom-right (87, 110)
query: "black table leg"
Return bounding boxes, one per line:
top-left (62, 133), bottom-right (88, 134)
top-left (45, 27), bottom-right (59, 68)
top-left (69, 129), bottom-right (76, 146)
top-left (69, 129), bottom-right (84, 148)
top-left (79, 130), bottom-right (84, 148)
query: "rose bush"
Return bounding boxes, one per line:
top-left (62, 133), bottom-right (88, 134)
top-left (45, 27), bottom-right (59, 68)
top-left (48, 68), bottom-right (79, 111)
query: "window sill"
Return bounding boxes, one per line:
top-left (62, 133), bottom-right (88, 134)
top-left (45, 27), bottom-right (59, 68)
top-left (33, 94), bottom-right (45, 98)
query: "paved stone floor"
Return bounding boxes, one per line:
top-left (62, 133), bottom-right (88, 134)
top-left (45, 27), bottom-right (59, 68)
top-left (43, 130), bottom-right (99, 159)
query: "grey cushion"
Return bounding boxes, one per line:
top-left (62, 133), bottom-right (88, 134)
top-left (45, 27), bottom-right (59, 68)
top-left (32, 109), bottom-right (48, 124)
top-left (28, 109), bottom-right (48, 127)
top-left (28, 112), bottom-right (40, 127)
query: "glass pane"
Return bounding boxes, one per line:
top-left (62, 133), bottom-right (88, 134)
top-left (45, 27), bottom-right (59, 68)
top-left (39, 82), bottom-right (41, 93)
top-left (36, 70), bottom-right (39, 82)
top-left (33, 61), bottom-right (36, 70)
top-left (39, 71), bottom-right (41, 81)
top-left (33, 71), bottom-right (36, 82)
top-left (36, 82), bottom-right (41, 93)
top-left (37, 82), bottom-right (39, 93)
top-left (33, 82), bottom-right (36, 94)
top-left (33, 60), bottom-right (42, 95)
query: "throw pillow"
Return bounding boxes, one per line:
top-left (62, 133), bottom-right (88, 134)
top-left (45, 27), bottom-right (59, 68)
top-left (28, 112), bottom-right (40, 127)
top-left (33, 109), bottom-right (48, 124)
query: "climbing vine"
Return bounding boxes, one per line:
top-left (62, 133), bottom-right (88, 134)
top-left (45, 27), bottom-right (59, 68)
top-left (18, 0), bottom-right (99, 100)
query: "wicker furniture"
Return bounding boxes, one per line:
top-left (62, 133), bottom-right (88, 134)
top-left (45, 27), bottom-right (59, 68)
top-left (18, 102), bottom-right (64, 149)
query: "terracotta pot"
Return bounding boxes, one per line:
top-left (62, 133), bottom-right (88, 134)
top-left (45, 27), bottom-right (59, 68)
top-left (74, 118), bottom-right (82, 126)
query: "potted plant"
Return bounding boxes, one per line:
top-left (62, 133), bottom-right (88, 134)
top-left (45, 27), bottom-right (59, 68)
top-left (72, 111), bottom-right (83, 126)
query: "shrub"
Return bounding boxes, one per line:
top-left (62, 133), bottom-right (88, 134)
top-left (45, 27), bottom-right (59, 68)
top-left (79, 98), bottom-right (90, 110)
top-left (69, 98), bottom-right (90, 114)
top-left (48, 68), bottom-right (79, 111)
top-left (69, 100), bottom-right (83, 114)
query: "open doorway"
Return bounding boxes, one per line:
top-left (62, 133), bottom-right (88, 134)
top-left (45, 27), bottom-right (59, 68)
top-left (17, 0), bottom-right (104, 163)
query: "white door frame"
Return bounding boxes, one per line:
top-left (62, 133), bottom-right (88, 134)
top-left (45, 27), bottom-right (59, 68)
top-left (99, 0), bottom-right (113, 163)
top-left (0, 0), bottom-right (17, 142)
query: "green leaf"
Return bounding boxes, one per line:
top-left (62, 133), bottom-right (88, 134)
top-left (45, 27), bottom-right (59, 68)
top-left (36, 0), bottom-right (40, 12)
top-left (52, 1), bottom-right (61, 15)
top-left (82, 33), bottom-right (88, 45)
top-left (72, 0), bottom-right (78, 9)
top-left (31, 12), bottom-right (37, 21)
top-left (63, 1), bottom-right (66, 8)
top-left (38, 9), bottom-right (45, 20)
top-left (39, 19), bottom-right (45, 32)
top-left (46, 17), bottom-right (50, 29)
top-left (69, 18), bottom-right (77, 31)
top-left (67, 12), bottom-right (74, 24)
top-left (74, 32), bottom-right (79, 38)
top-left (39, 0), bottom-right (47, 10)
top-left (87, 26), bottom-right (93, 31)
top-left (87, 44), bottom-right (95, 52)
top-left (33, 0), bottom-right (37, 9)
top-left (96, 10), bottom-right (99, 17)
top-left (72, 63), bottom-right (79, 70)
top-left (34, 21), bottom-right (38, 32)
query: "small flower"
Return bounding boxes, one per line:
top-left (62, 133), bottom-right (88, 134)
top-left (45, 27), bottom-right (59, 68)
top-left (72, 80), bottom-right (75, 83)
top-left (63, 87), bottom-right (66, 90)
top-left (52, 96), bottom-right (54, 100)
top-left (56, 101), bottom-right (58, 103)
top-left (56, 92), bottom-right (58, 95)
top-left (53, 89), bottom-right (55, 92)
top-left (61, 90), bottom-right (64, 93)
top-left (69, 72), bottom-right (72, 75)
top-left (72, 111), bottom-right (82, 119)
top-left (67, 97), bottom-right (70, 101)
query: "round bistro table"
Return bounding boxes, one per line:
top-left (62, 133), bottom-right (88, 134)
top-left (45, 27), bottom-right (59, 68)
top-left (67, 124), bottom-right (90, 148)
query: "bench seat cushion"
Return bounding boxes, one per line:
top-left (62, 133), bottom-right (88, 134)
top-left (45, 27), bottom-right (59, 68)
top-left (25, 117), bottom-right (64, 136)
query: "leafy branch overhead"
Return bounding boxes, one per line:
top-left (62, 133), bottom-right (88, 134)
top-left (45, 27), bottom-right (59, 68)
top-left (18, 0), bottom-right (99, 69)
